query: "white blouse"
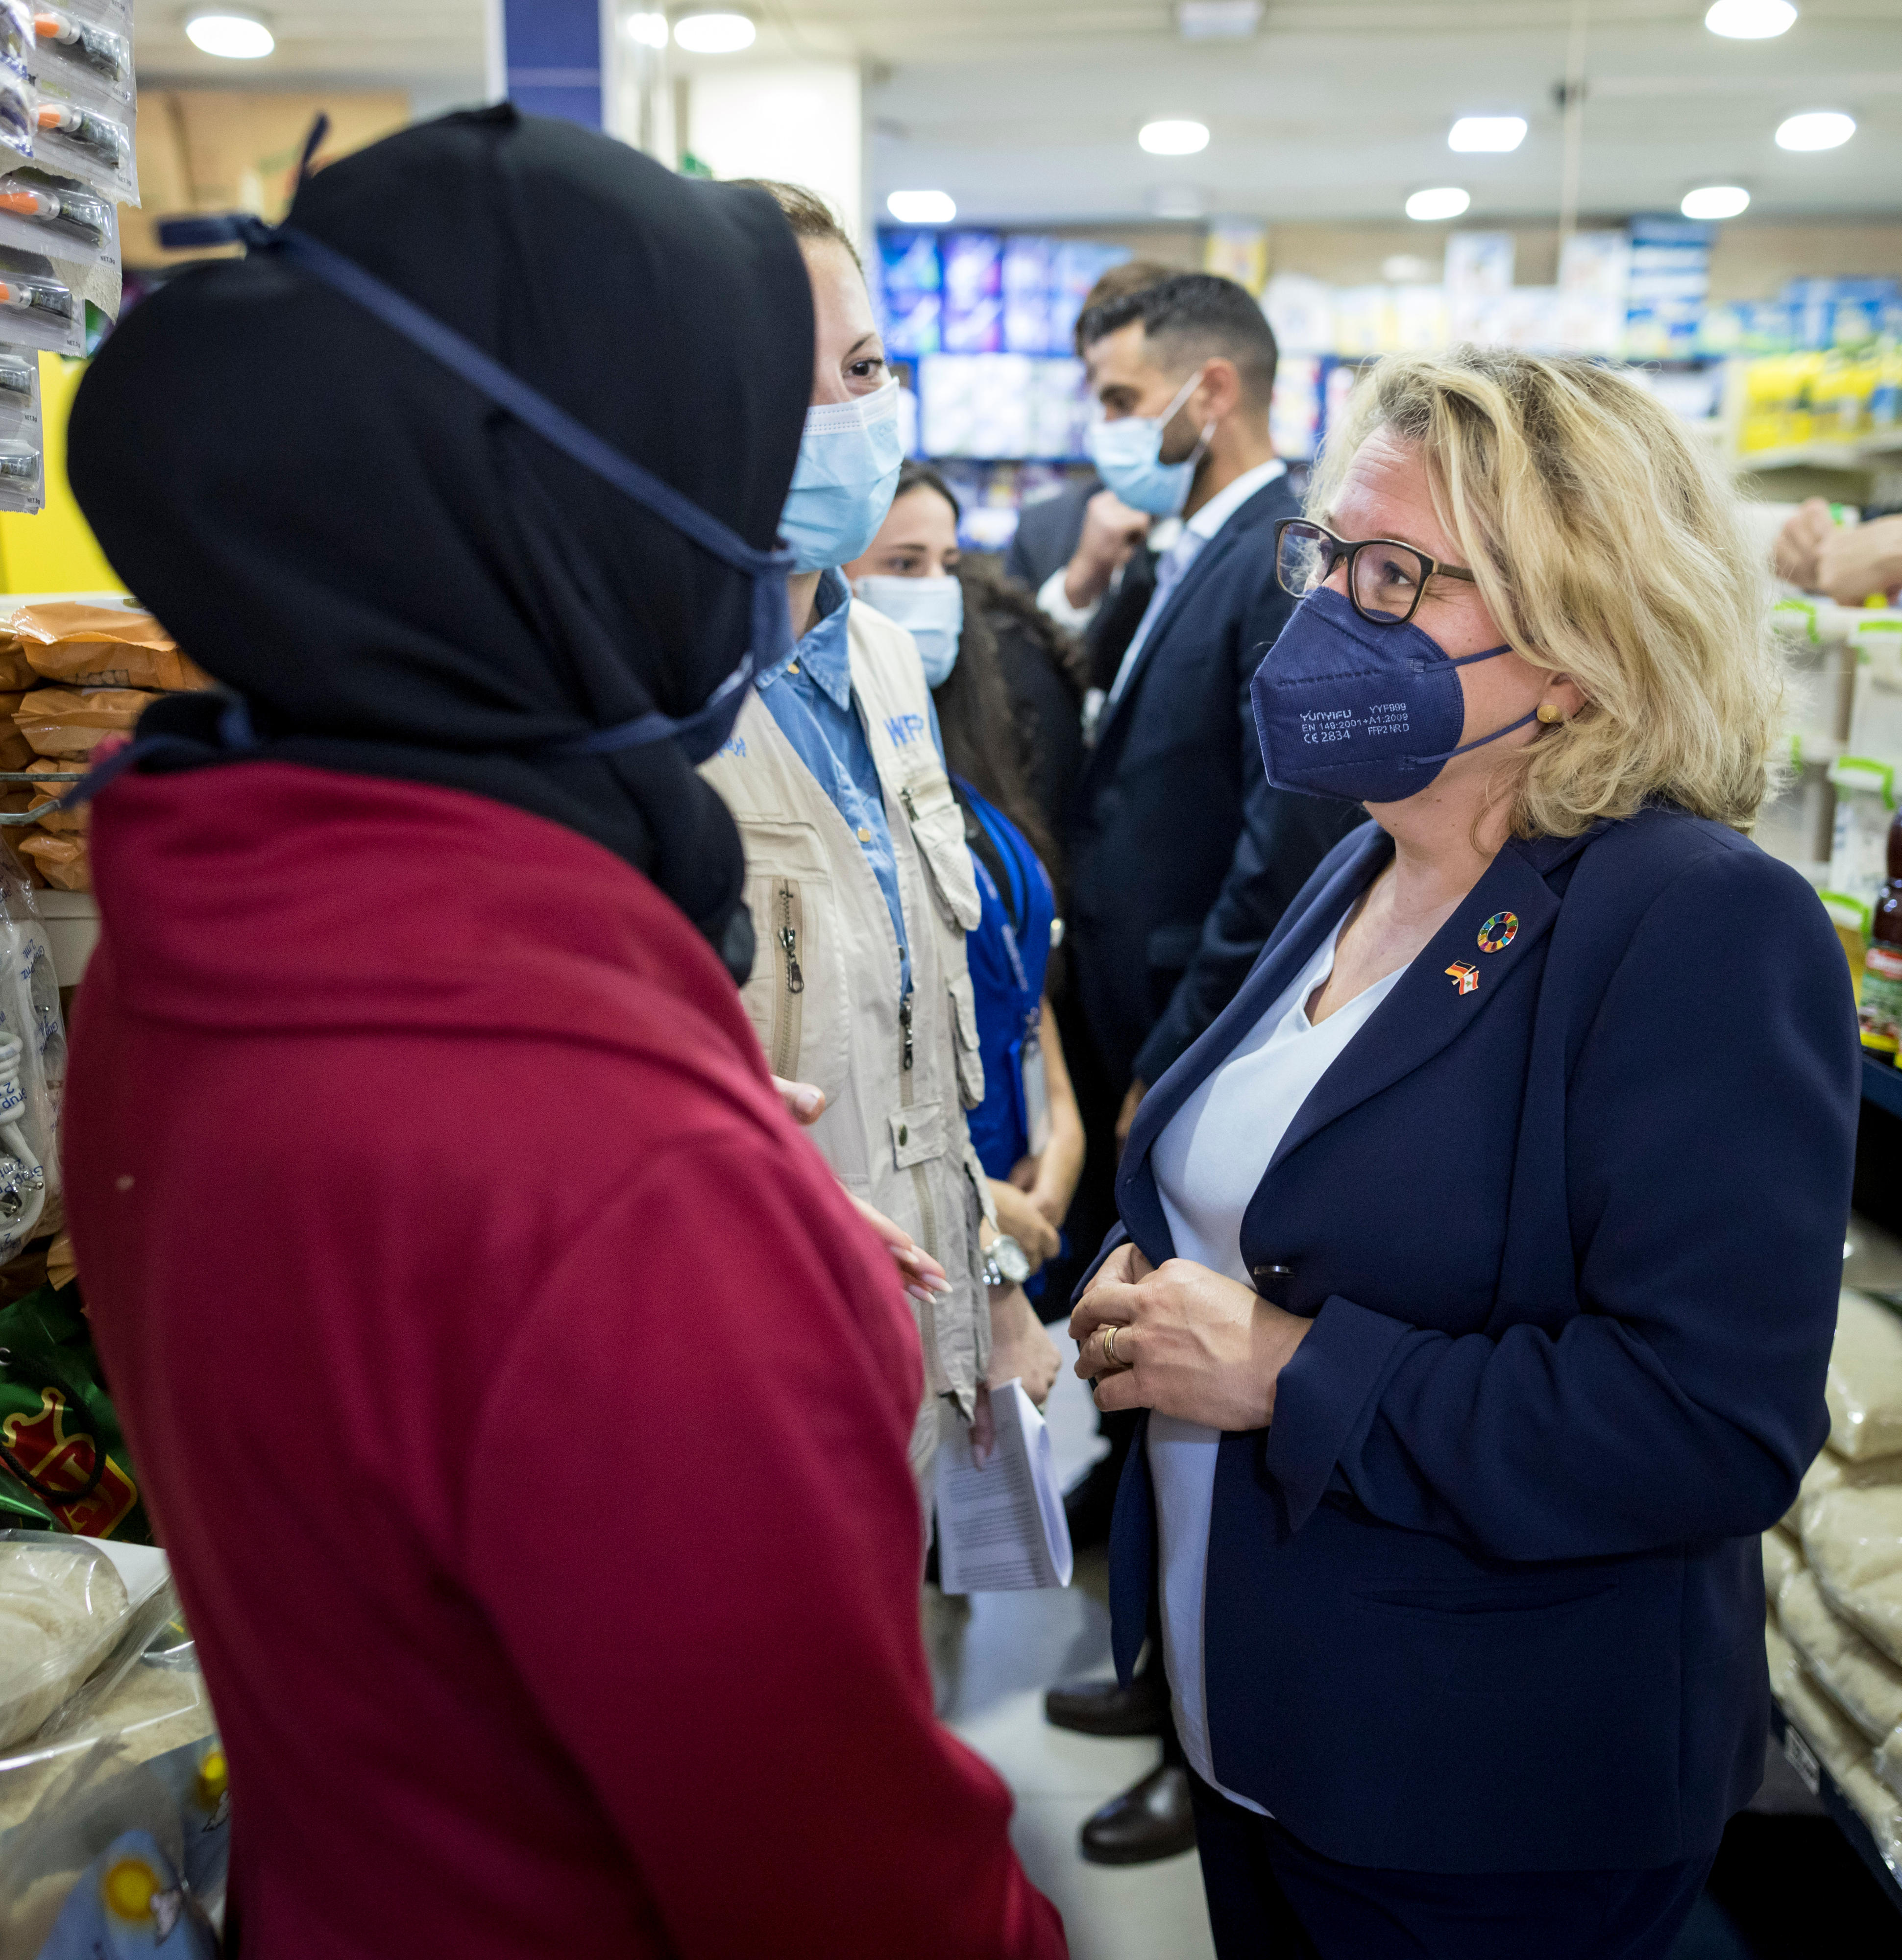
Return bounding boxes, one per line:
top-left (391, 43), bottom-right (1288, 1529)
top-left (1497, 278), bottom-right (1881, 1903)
top-left (1147, 906), bottom-right (1402, 1811)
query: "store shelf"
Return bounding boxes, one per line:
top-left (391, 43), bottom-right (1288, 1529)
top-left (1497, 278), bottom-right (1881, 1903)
top-left (1734, 437), bottom-right (1902, 476)
top-left (35, 889), bottom-right (95, 990)
top-left (1769, 1701), bottom-right (1902, 1915)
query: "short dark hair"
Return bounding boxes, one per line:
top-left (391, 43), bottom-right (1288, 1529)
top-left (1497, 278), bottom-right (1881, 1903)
top-left (1073, 258), bottom-right (1174, 355)
top-left (1076, 271), bottom-right (1278, 411)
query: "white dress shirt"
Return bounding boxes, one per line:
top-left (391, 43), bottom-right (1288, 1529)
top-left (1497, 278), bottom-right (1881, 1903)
top-left (1104, 459), bottom-right (1287, 710)
top-left (1147, 903), bottom-right (1401, 1811)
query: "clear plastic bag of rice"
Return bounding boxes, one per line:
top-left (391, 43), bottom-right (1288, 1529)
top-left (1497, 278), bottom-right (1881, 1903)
top-left (0, 1533), bottom-right (127, 1750)
top-left (1825, 1292), bottom-right (1902, 1460)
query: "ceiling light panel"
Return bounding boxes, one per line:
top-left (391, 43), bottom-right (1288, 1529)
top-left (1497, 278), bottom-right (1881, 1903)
top-left (1448, 116), bottom-right (1526, 153)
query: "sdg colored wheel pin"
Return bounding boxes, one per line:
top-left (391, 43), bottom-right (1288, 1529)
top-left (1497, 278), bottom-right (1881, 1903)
top-left (1477, 910), bottom-right (1519, 954)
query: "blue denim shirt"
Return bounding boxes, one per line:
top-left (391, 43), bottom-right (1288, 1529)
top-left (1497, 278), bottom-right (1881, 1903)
top-left (754, 569), bottom-right (942, 998)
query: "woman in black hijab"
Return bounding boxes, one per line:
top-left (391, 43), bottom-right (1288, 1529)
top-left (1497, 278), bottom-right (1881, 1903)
top-left (58, 108), bottom-right (1064, 1960)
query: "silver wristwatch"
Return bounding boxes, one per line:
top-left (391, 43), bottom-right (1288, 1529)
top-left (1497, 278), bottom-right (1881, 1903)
top-left (982, 1234), bottom-right (1030, 1288)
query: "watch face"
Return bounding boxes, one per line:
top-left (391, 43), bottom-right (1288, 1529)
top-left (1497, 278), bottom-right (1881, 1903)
top-left (992, 1235), bottom-right (1030, 1284)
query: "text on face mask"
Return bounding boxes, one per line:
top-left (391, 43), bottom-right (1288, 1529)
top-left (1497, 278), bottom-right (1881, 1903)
top-left (1300, 704), bottom-right (1412, 744)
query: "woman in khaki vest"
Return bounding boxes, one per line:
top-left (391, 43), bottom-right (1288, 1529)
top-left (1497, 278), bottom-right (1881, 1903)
top-left (701, 181), bottom-right (1058, 1495)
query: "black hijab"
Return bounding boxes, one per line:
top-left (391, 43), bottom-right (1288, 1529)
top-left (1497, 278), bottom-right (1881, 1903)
top-left (66, 106), bottom-right (811, 969)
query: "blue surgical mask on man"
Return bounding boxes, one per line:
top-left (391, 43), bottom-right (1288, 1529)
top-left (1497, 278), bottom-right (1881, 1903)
top-left (1250, 585), bottom-right (1538, 805)
top-left (780, 379), bottom-right (906, 573)
top-left (852, 573), bottom-right (963, 687)
top-left (1084, 366), bottom-right (1215, 518)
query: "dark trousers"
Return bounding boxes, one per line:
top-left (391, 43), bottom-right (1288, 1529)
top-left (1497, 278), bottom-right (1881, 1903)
top-left (1186, 1770), bottom-right (1713, 1960)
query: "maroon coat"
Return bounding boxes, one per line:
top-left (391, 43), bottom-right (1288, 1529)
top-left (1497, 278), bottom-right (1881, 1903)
top-left (67, 761), bottom-right (1064, 1960)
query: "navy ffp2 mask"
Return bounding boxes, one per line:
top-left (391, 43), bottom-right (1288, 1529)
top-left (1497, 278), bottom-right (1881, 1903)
top-left (1250, 585), bottom-right (1537, 805)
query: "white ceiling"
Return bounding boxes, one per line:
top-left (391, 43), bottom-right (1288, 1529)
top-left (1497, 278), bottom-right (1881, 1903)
top-left (134, 0), bottom-right (1902, 225)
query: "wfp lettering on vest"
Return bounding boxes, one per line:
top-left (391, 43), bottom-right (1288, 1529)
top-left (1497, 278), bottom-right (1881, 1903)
top-left (717, 735), bottom-right (747, 760)
top-left (884, 713), bottom-right (927, 747)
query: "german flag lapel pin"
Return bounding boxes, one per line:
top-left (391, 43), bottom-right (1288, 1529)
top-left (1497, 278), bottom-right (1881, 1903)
top-left (1445, 961), bottom-right (1479, 996)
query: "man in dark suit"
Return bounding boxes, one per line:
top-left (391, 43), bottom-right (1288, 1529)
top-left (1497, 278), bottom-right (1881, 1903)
top-left (1045, 271), bottom-right (1363, 1867)
top-left (1005, 259), bottom-right (1170, 603)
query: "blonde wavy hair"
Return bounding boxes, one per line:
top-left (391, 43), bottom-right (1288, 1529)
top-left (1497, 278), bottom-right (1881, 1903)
top-left (1308, 346), bottom-right (1782, 837)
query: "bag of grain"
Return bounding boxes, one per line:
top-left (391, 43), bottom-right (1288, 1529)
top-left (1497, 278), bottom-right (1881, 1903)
top-left (3, 603), bottom-right (212, 694)
top-left (1778, 1661), bottom-right (1902, 1857)
top-left (1826, 1292), bottom-right (1902, 1459)
top-left (1765, 1526), bottom-right (1804, 1601)
top-left (1804, 1485), bottom-right (1902, 1665)
top-left (11, 689), bottom-right (156, 761)
top-left (0, 1535), bottom-right (127, 1750)
top-left (12, 835), bottom-right (86, 893)
top-left (1780, 1565), bottom-right (1902, 1740)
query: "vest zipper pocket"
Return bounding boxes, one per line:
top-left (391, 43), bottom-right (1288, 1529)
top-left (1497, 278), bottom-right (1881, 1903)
top-left (772, 878), bottom-right (805, 1078)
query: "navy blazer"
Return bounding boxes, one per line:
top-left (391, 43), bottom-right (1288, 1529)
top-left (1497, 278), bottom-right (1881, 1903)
top-left (1068, 474), bottom-right (1362, 1092)
top-left (1097, 805), bottom-right (1858, 1873)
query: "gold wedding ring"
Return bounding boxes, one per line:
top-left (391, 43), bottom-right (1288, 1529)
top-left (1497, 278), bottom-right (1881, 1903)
top-left (1104, 1324), bottom-right (1122, 1368)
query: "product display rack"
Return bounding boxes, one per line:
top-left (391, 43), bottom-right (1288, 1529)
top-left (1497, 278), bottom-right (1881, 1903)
top-left (1769, 1701), bottom-right (1902, 1914)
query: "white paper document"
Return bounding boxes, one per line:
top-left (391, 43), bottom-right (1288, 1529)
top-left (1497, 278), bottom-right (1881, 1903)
top-left (935, 1377), bottom-right (1074, 1592)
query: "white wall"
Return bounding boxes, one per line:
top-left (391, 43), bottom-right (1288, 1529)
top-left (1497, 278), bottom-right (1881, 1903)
top-left (685, 60), bottom-right (865, 247)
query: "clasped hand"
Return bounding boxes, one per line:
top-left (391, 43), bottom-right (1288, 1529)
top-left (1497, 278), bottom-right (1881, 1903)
top-left (1070, 1241), bottom-right (1312, 1429)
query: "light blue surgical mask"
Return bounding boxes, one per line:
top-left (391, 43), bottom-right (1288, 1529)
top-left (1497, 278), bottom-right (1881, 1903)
top-left (853, 573), bottom-right (964, 686)
top-left (781, 379), bottom-right (906, 573)
top-left (1083, 366), bottom-right (1214, 517)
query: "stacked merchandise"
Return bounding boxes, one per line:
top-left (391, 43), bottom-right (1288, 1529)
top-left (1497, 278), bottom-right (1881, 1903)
top-left (0, 601), bottom-right (211, 894)
top-left (1766, 1290), bottom-right (1902, 1875)
top-left (0, 1535), bottom-right (226, 1956)
top-left (0, 0), bottom-right (137, 517)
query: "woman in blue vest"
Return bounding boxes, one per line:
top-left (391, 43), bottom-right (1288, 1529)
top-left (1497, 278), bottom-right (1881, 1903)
top-left (1070, 348), bottom-right (1858, 1958)
top-left (847, 463), bottom-right (1085, 1292)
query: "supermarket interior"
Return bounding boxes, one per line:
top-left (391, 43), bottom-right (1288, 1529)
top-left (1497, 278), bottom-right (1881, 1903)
top-left (8, 0), bottom-right (1902, 1956)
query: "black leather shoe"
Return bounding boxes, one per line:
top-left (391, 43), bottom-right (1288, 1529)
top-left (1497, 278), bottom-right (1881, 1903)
top-left (1078, 1763), bottom-right (1197, 1865)
top-left (1044, 1669), bottom-right (1169, 1737)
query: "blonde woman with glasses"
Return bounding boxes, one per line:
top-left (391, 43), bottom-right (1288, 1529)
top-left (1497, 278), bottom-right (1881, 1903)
top-left (1069, 346), bottom-right (1858, 1959)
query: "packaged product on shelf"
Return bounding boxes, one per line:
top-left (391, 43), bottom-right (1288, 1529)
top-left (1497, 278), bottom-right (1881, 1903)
top-left (8, 603), bottom-right (209, 692)
top-left (0, 242), bottom-right (78, 357)
top-left (1848, 619), bottom-right (1902, 764)
top-left (25, 760), bottom-right (76, 830)
top-left (1776, 1661), bottom-right (1902, 1861)
top-left (0, 1533), bottom-right (125, 1749)
top-left (23, 0), bottom-right (130, 115)
top-left (1767, 1607), bottom-right (1797, 1690)
top-left (0, 1591), bottom-right (228, 1955)
top-left (29, 76), bottom-right (131, 205)
top-left (0, 164), bottom-right (110, 264)
top-left (0, 350), bottom-right (43, 515)
top-left (1804, 1485), bottom-right (1902, 1665)
top-left (14, 685), bottom-right (157, 755)
top-left (1866, 814), bottom-right (1902, 1058)
top-left (1779, 1564), bottom-right (1902, 1741)
top-left (0, 1286), bottom-right (146, 1542)
top-left (14, 831), bottom-right (83, 888)
top-left (1787, 1443), bottom-right (1902, 1535)
top-left (0, 1), bottom-right (35, 167)
top-left (1825, 1291), bottom-right (1902, 1458)
top-left (1765, 1524), bottom-right (1804, 1599)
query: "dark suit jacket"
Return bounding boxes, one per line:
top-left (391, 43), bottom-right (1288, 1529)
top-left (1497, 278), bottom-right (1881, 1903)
top-left (1004, 474), bottom-right (1099, 591)
top-left (1068, 472), bottom-right (1361, 1089)
top-left (1093, 806), bottom-right (1858, 1872)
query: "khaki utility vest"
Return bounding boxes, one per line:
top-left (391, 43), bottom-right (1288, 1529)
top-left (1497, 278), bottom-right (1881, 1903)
top-left (700, 601), bottom-right (992, 1425)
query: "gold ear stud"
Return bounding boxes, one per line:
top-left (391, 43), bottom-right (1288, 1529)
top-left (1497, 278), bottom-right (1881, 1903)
top-left (1536, 703), bottom-right (1562, 725)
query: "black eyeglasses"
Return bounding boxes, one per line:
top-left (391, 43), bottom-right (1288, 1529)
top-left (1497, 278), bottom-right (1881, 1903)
top-left (1274, 517), bottom-right (1478, 627)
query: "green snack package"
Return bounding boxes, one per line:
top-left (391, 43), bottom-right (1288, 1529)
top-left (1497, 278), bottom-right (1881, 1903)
top-left (0, 1282), bottom-right (151, 1541)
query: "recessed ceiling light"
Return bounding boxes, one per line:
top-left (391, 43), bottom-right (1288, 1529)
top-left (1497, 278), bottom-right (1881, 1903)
top-left (184, 9), bottom-right (273, 57)
top-left (625, 11), bottom-right (669, 47)
top-left (1139, 119), bottom-right (1210, 156)
top-left (1682, 184), bottom-right (1750, 219)
top-left (1406, 186), bottom-right (1470, 221)
top-left (1776, 109), bottom-right (1855, 150)
top-left (1176, 0), bottom-right (1260, 39)
top-left (1705, 0), bottom-right (1797, 36)
top-left (886, 190), bottom-right (956, 224)
top-left (1448, 116), bottom-right (1526, 153)
top-left (672, 10), bottom-right (756, 53)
